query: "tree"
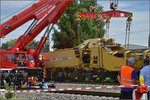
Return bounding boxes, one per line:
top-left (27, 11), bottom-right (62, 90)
top-left (0, 39), bottom-right (39, 50)
top-left (52, 0), bottom-right (105, 49)
top-left (42, 42), bottom-right (50, 53)
top-left (0, 39), bottom-right (17, 50)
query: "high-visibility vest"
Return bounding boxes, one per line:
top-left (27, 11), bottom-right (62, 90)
top-left (43, 67), bottom-right (46, 78)
top-left (120, 66), bottom-right (135, 88)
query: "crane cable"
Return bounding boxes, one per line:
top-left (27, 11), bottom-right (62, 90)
top-left (125, 14), bottom-right (132, 50)
top-left (105, 17), bottom-right (110, 38)
top-left (109, 0), bottom-right (133, 50)
top-left (106, 0), bottom-right (118, 38)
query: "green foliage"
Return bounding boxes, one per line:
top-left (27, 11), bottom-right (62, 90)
top-left (52, 0), bottom-right (105, 49)
top-left (52, 30), bottom-right (74, 49)
top-left (0, 39), bottom-right (17, 50)
top-left (95, 77), bottom-right (101, 82)
top-left (42, 42), bottom-right (50, 53)
top-left (0, 39), bottom-right (39, 50)
top-left (85, 77), bottom-right (90, 82)
top-left (104, 77), bottom-right (114, 83)
top-left (0, 39), bottom-right (49, 52)
top-left (4, 83), bottom-right (16, 99)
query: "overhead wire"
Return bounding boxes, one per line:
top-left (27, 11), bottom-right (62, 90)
top-left (0, 0), bottom-right (36, 21)
top-left (119, 1), bottom-right (149, 10)
top-left (110, 29), bottom-right (148, 37)
top-left (109, 16), bottom-right (149, 37)
top-left (107, 1), bottom-right (149, 42)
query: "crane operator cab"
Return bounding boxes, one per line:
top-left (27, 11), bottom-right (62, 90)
top-left (0, 50), bottom-right (35, 68)
top-left (15, 53), bottom-right (35, 68)
top-left (15, 49), bottom-right (36, 68)
top-left (16, 53), bottom-right (27, 66)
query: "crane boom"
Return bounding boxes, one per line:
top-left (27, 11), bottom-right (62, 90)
top-left (0, 0), bottom-right (60, 38)
top-left (11, 0), bottom-right (73, 51)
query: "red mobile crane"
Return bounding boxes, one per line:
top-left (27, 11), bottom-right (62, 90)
top-left (0, 0), bottom-right (73, 87)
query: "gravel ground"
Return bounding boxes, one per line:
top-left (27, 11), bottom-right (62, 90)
top-left (15, 93), bottom-right (119, 100)
top-left (55, 83), bottom-right (120, 93)
top-left (0, 83), bottom-right (120, 100)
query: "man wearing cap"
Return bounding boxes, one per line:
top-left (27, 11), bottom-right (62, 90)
top-left (117, 57), bottom-right (139, 99)
top-left (139, 56), bottom-right (150, 99)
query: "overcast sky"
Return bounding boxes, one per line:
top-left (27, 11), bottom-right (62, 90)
top-left (0, 0), bottom-right (149, 48)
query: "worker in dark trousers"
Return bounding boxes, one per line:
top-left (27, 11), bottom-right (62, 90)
top-left (117, 57), bottom-right (139, 100)
top-left (27, 77), bottom-right (32, 88)
top-left (139, 56), bottom-right (150, 99)
top-left (41, 79), bottom-right (48, 89)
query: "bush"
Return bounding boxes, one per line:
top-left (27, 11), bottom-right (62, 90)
top-left (95, 77), bottom-right (101, 83)
top-left (4, 83), bottom-right (16, 99)
top-left (104, 77), bottom-right (114, 83)
top-left (85, 77), bottom-right (90, 82)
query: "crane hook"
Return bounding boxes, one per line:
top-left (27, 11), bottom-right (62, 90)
top-left (110, 0), bottom-right (118, 11)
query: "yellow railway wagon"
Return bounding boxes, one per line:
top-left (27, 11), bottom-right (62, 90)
top-left (43, 38), bottom-right (146, 81)
top-left (43, 48), bottom-right (80, 68)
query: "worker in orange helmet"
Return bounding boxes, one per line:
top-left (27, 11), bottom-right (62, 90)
top-left (117, 57), bottom-right (139, 99)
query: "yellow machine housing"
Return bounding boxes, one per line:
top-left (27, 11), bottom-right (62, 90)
top-left (43, 38), bottom-right (146, 81)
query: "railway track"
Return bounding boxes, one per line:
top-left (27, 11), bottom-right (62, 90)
top-left (52, 90), bottom-right (120, 97)
top-left (15, 88), bottom-right (120, 99)
top-left (15, 82), bottom-right (120, 92)
top-left (50, 81), bottom-right (119, 85)
top-left (10, 84), bottom-right (120, 99)
top-left (17, 88), bottom-right (120, 98)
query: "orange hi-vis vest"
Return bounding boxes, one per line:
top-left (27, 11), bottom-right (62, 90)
top-left (120, 66), bottom-right (135, 88)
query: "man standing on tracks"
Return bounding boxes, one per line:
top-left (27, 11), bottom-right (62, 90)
top-left (117, 57), bottom-right (139, 100)
top-left (139, 56), bottom-right (150, 99)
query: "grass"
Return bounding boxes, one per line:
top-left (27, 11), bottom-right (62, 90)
top-left (0, 95), bottom-right (6, 100)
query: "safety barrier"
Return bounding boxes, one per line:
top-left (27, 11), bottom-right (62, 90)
top-left (1, 85), bottom-right (149, 100)
top-left (0, 85), bottom-right (140, 93)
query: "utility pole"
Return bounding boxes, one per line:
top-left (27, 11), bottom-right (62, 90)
top-left (47, 33), bottom-right (50, 51)
top-left (148, 32), bottom-right (150, 47)
top-left (76, 17), bottom-right (81, 45)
